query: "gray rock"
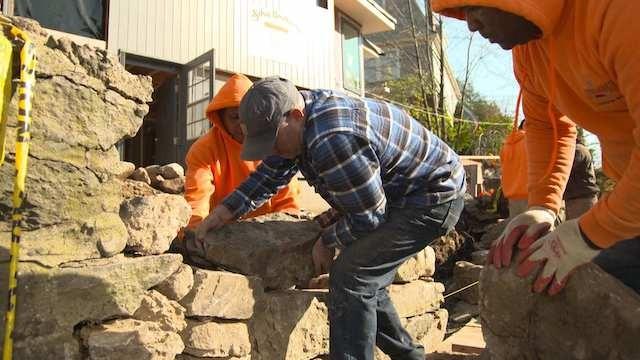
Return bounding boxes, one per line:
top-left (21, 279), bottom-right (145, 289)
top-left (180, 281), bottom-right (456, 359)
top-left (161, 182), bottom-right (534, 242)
top-left (81, 319), bottom-right (184, 360)
top-left (481, 262), bottom-right (640, 360)
top-left (160, 163), bottom-right (185, 179)
top-left (134, 290), bottom-right (187, 333)
top-left (120, 194), bottom-right (191, 255)
top-left (180, 269), bottom-right (263, 320)
top-left (130, 167), bottom-right (151, 184)
top-left (451, 261), bottom-right (483, 305)
top-left (201, 213), bottom-right (321, 290)
top-left (0, 254), bottom-right (183, 359)
top-left (182, 319), bottom-right (251, 358)
top-left (145, 165), bottom-right (162, 179)
top-left (158, 177), bottom-right (185, 194)
top-left (154, 264), bottom-right (194, 301)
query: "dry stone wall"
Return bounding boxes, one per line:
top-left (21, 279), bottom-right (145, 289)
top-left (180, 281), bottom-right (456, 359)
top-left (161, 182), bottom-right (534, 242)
top-left (0, 17), bottom-right (454, 360)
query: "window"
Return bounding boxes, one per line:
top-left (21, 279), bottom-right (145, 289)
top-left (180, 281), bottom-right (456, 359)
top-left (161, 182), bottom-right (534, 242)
top-left (365, 48), bottom-right (401, 83)
top-left (186, 62), bottom-right (212, 141)
top-left (341, 17), bottom-right (362, 94)
top-left (14, 0), bottom-right (107, 40)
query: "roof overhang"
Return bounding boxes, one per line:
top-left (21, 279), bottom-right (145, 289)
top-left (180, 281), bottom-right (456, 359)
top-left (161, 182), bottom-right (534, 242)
top-left (335, 0), bottom-right (396, 34)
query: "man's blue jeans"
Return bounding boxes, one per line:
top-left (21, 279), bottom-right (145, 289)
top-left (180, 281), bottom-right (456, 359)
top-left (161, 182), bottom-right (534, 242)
top-left (328, 197), bottom-right (464, 360)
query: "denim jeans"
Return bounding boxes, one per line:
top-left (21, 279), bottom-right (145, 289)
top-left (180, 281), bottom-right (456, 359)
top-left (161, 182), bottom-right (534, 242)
top-left (593, 236), bottom-right (640, 294)
top-left (328, 196), bottom-right (464, 360)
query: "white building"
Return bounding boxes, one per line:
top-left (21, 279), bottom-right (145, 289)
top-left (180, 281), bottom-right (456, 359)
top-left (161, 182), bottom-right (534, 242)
top-left (2, 0), bottom-right (395, 165)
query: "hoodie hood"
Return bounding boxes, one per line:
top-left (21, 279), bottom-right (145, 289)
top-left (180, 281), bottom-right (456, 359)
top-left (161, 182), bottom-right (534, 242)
top-left (431, 0), bottom-right (565, 38)
top-left (205, 73), bottom-right (253, 134)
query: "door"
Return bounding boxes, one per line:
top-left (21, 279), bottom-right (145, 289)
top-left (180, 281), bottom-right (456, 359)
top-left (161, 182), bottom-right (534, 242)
top-left (179, 49), bottom-right (215, 163)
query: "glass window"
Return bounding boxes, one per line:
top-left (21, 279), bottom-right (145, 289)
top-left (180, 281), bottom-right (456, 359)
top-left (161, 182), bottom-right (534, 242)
top-left (14, 0), bottom-right (107, 40)
top-left (341, 18), bottom-right (362, 94)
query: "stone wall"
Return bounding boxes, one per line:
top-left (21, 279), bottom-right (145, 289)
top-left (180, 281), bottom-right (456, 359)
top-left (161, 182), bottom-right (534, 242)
top-left (0, 17), bottom-right (453, 360)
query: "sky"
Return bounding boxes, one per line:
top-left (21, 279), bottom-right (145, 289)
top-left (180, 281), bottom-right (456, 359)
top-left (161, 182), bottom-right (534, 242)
top-left (443, 18), bottom-right (603, 166)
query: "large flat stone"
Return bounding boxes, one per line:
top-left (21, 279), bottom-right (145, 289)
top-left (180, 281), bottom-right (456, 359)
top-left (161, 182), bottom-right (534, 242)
top-left (182, 319), bottom-right (251, 358)
top-left (251, 290), bottom-right (329, 360)
top-left (180, 269), bottom-right (263, 320)
top-left (81, 319), bottom-right (184, 360)
top-left (201, 213), bottom-right (321, 290)
top-left (389, 280), bottom-right (445, 318)
top-left (0, 254), bottom-right (182, 359)
top-left (481, 262), bottom-right (640, 360)
top-left (450, 261), bottom-right (483, 305)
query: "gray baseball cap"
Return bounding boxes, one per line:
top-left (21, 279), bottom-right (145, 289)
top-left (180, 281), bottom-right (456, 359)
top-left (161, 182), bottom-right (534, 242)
top-left (239, 77), bottom-right (300, 160)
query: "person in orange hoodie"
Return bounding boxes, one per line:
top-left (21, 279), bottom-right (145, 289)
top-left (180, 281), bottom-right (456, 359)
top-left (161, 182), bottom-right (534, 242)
top-left (184, 73), bottom-right (300, 230)
top-left (500, 119), bottom-right (528, 217)
top-left (432, 0), bottom-right (640, 295)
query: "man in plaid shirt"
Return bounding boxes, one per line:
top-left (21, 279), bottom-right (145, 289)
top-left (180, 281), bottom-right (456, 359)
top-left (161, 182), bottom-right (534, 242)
top-left (197, 77), bottom-right (466, 360)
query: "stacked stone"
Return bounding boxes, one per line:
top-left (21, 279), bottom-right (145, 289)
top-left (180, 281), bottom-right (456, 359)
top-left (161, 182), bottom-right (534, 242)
top-left (182, 214), bottom-right (450, 360)
top-left (0, 17), bottom-right (191, 360)
top-left (129, 163), bottom-right (186, 195)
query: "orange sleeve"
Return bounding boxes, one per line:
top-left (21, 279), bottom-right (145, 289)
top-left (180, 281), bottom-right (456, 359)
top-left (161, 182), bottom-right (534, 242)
top-left (580, 0), bottom-right (640, 247)
top-left (513, 49), bottom-right (577, 214)
top-left (184, 137), bottom-right (216, 228)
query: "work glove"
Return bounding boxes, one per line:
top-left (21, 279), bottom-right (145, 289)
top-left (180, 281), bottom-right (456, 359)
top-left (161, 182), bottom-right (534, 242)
top-left (488, 206), bottom-right (556, 268)
top-left (516, 218), bottom-right (602, 295)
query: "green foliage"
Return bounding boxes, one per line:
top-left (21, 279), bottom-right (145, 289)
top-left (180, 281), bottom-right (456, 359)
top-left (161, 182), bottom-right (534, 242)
top-left (382, 75), bottom-right (512, 155)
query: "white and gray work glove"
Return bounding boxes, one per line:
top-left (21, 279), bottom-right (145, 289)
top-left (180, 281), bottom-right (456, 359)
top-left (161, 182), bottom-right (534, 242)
top-left (488, 206), bottom-right (556, 268)
top-left (516, 218), bottom-right (602, 295)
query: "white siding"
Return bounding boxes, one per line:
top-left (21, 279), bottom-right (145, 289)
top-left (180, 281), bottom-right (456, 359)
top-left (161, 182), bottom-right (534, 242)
top-left (108, 0), bottom-right (336, 89)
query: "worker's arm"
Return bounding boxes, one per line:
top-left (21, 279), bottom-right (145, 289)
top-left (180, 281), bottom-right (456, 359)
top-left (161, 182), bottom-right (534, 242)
top-left (221, 155), bottom-right (299, 218)
top-left (308, 132), bottom-right (387, 249)
top-left (184, 137), bottom-right (216, 228)
top-left (513, 48), bottom-right (577, 214)
top-left (580, 0), bottom-right (640, 247)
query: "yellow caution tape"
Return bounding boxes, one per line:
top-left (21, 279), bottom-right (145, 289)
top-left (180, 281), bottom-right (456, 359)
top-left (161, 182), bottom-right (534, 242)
top-left (0, 16), bottom-right (36, 360)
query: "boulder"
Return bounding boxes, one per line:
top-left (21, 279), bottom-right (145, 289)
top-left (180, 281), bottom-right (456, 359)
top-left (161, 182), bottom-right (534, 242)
top-left (481, 262), bottom-right (640, 360)
top-left (158, 177), bottom-right (185, 194)
top-left (134, 290), bottom-right (187, 333)
top-left (388, 280), bottom-right (445, 318)
top-left (251, 290), bottom-right (329, 360)
top-left (395, 246), bottom-right (436, 283)
top-left (450, 261), bottom-right (483, 305)
top-left (160, 163), bottom-right (184, 179)
top-left (153, 263), bottom-right (194, 301)
top-left (81, 319), bottom-right (184, 360)
top-left (120, 194), bottom-right (191, 255)
top-left (0, 254), bottom-right (183, 359)
top-left (182, 320), bottom-right (251, 358)
top-left (180, 269), bottom-right (263, 320)
top-left (200, 213), bottom-right (321, 290)
top-left (130, 167), bottom-right (151, 184)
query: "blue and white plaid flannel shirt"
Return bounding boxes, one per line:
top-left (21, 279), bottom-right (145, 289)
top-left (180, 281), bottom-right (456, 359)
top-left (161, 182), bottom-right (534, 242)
top-left (223, 89), bottom-right (466, 248)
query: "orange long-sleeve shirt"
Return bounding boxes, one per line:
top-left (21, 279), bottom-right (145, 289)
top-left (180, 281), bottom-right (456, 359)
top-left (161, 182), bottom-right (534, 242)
top-left (433, 0), bottom-right (640, 248)
top-left (184, 74), bottom-right (300, 228)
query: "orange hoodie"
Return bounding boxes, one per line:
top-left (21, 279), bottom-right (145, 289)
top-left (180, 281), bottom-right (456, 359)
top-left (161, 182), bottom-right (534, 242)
top-left (184, 74), bottom-right (300, 228)
top-left (433, 0), bottom-right (640, 248)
